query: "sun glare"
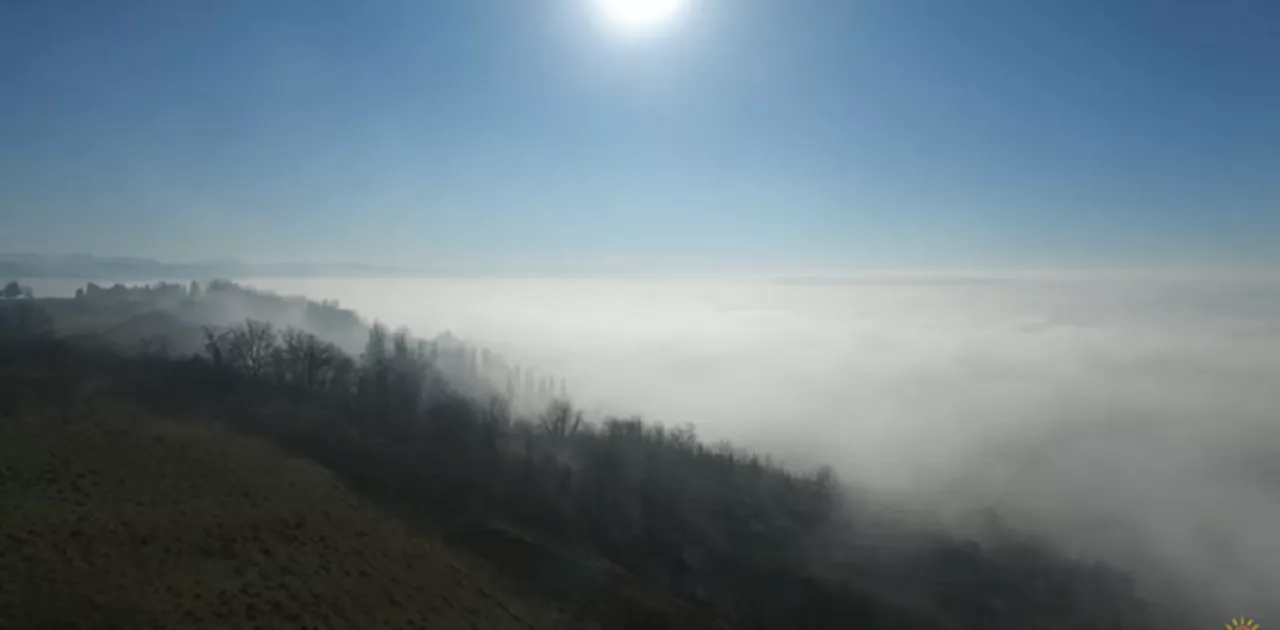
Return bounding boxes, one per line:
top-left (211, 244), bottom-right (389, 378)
top-left (590, 0), bottom-right (688, 35)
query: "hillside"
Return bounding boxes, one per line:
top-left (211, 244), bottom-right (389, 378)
top-left (0, 371), bottom-right (584, 630)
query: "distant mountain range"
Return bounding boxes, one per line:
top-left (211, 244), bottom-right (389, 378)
top-left (0, 253), bottom-right (416, 280)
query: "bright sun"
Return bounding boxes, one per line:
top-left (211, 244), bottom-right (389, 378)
top-left (590, 0), bottom-right (689, 35)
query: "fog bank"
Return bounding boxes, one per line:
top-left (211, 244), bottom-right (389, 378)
top-left (191, 274), bottom-right (1280, 618)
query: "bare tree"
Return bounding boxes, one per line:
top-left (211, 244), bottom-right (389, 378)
top-left (201, 326), bottom-right (229, 366)
top-left (538, 399), bottom-right (583, 440)
top-left (201, 320), bottom-right (278, 377)
top-left (229, 320), bottom-right (277, 377)
top-left (277, 327), bottom-right (343, 391)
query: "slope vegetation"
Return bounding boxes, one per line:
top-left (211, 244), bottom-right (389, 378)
top-left (0, 375), bottom-right (583, 630)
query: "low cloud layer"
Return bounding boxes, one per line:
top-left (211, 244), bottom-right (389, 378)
top-left (207, 274), bottom-right (1280, 620)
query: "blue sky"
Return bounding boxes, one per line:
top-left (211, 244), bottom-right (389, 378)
top-left (2, 0), bottom-right (1277, 272)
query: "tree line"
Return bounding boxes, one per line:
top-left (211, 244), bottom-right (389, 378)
top-left (65, 279), bottom-right (567, 412)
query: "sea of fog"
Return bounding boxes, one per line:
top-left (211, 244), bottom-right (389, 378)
top-left (31, 273), bottom-right (1280, 617)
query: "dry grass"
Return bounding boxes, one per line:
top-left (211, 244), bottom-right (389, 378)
top-left (0, 389), bottom-right (588, 630)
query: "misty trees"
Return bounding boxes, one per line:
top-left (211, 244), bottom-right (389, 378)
top-left (356, 324), bottom-right (437, 430)
top-left (228, 320), bottom-right (277, 378)
top-left (207, 279), bottom-right (236, 293)
top-left (199, 318), bottom-right (445, 430)
top-left (388, 327), bottom-right (426, 418)
top-left (75, 282), bottom-right (135, 302)
top-left (358, 322), bottom-right (392, 428)
top-left (537, 399), bottom-right (583, 439)
top-left (201, 320), bottom-right (278, 378)
top-left (274, 327), bottom-right (350, 393)
top-left (1, 281), bottom-right (35, 299)
top-left (202, 319), bottom-right (357, 392)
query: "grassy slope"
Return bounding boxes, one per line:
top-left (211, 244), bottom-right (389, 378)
top-left (0, 374), bottom-right (586, 630)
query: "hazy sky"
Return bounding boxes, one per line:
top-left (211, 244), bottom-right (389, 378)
top-left (3, 0), bottom-right (1278, 271)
